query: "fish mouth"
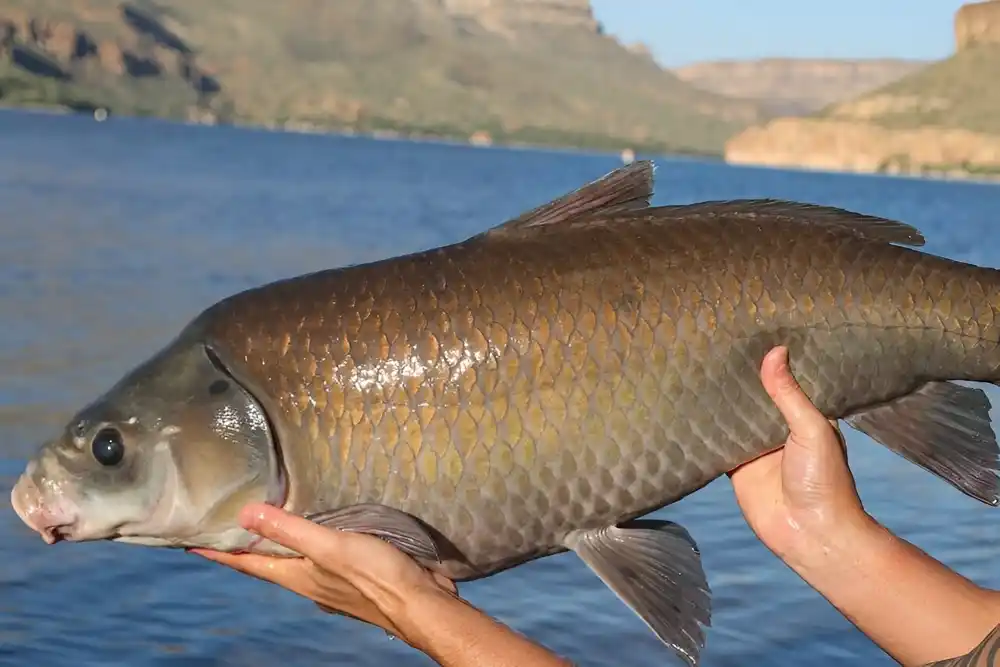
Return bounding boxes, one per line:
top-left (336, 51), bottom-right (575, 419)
top-left (10, 474), bottom-right (79, 545)
top-left (40, 523), bottom-right (75, 545)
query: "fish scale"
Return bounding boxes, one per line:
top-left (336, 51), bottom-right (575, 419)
top-left (13, 161), bottom-right (1000, 667)
top-left (204, 205), bottom-right (991, 555)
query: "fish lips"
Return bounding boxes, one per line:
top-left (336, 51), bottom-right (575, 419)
top-left (10, 473), bottom-right (79, 545)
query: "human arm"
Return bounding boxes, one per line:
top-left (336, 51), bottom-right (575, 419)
top-left (191, 505), bottom-right (572, 667)
top-left (730, 345), bottom-right (1000, 666)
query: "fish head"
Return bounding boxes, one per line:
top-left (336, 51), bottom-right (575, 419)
top-left (10, 338), bottom-right (285, 552)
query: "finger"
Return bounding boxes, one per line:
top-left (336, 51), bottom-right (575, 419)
top-left (760, 346), bottom-right (830, 444)
top-left (190, 549), bottom-right (325, 604)
top-left (726, 447), bottom-right (781, 482)
top-left (238, 503), bottom-right (349, 563)
top-left (189, 548), bottom-right (298, 582)
top-left (431, 572), bottom-right (460, 595)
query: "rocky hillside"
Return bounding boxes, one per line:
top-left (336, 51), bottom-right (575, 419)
top-left (0, 0), bottom-right (765, 155)
top-left (725, 1), bottom-right (1000, 179)
top-left (0, 1), bottom-right (222, 119)
top-left (673, 58), bottom-right (926, 116)
top-left (440, 0), bottom-right (598, 31)
top-left (956, 0), bottom-right (1000, 49)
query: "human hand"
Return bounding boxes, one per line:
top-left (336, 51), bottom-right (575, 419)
top-left (728, 345), bottom-right (870, 563)
top-left (189, 503), bottom-right (458, 645)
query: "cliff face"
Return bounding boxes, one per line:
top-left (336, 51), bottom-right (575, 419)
top-left (956, 0), bottom-right (1000, 50)
top-left (727, 118), bottom-right (1000, 175)
top-left (723, 1), bottom-right (1000, 179)
top-left (0, 2), bottom-right (223, 118)
top-left (0, 0), bottom-right (763, 154)
top-left (673, 58), bottom-right (925, 116)
top-left (440, 0), bottom-right (597, 31)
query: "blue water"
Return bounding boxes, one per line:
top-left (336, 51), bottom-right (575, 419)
top-left (1, 109), bottom-right (1000, 666)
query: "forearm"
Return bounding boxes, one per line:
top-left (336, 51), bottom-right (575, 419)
top-left (785, 512), bottom-right (1000, 666)
top-left (392, 588), bottom-right (573, 667)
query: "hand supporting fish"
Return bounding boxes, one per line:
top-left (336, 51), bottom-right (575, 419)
top-left (243, 503), bottom-right (443, 564)
top-left (12, 160), bottom-right (1000, 666)
top-left (192, 502), bottom-right (576, 667)
top-left (191, 503), bottom-right (458, 644)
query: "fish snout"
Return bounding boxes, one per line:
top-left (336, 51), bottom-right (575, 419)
top-left (10, 474), bottom-right (77, 544)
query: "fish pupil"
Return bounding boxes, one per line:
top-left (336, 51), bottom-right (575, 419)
top-left (208, 379), bottom-right (229, 395)
top-left (91, 428), bottom-right (125, 467)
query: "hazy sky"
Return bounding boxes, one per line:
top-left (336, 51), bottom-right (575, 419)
top-left (590, 1), bottom-right (969, 67)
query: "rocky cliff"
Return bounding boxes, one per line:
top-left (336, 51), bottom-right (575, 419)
top-left (724, 1), bottom-right (1000, 179)
top-left (0, 0), bottom-right (763, 154)
top-left (726, 118), bottom-right (1000, 177)
top-left (673, 58), bottom-right (925, 116)
top-left (956, 0), bottom-right (1000, 50)
top-left (440, 0), bottom-right (597, 31)
top-left (0, 2), bottom-right (221, 118)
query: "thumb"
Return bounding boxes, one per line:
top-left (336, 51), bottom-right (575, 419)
top-left (760, 346), bottom-right (830, 445)
top-left (239, 503), bottom-right (346, 562)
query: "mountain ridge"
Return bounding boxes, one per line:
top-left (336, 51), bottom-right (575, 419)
top-left (724, 1), bottom-right (1000, 180)
top-left (672, 58), bottom-right (927, 116)
top-left (0, 0), bottom-right (763, 155)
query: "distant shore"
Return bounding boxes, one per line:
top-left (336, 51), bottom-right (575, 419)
top-left (723, 155), bottom-right (1000, 186)
top-left (0, 101), bottom-right (723, 163)
top-left (7, 103), bottom-right (997, 186)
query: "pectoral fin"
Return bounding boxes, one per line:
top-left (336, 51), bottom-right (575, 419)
top-left (845, 381), bottom-right (1000, 506)
top-left (305, 504), bottom-right (441, 563)
top-left (564, 520), bottom-right (711, 667)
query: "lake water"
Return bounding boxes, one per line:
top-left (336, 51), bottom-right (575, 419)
top-left (2, 109), bottom-right (1000, 667)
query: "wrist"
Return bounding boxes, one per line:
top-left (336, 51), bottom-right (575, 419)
top-left (775, 510), bottom-right (1000, 666)
top-left (779, 506), bottom-right (890, 578)
top-left (389, 585), bottom-right (574, 666)
top-left (376, 581), bottom-right (464, 650)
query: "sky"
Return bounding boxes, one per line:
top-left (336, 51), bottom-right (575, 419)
top-left (590, 0), bottom-right (970, 68)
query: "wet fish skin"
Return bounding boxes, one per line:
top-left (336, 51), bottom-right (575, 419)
top-left (195, 166), bottom-right (1000, 662)
top-left (199, 180), bottom-right (1000, 570)
top-left (12, 161), bottom-right (1000, 667)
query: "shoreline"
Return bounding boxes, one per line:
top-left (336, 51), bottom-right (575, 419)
top-left (723, 155), bottom-right (1000, 186)
top-left (6, 104), bottom-right (995, 186)
top-left (0, 104), bottom-right (724, 163)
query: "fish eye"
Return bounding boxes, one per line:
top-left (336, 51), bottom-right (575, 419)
top-left (208, 379), bottom-right (229, 395)
top-left (91, 428), bottom-right (125, 467)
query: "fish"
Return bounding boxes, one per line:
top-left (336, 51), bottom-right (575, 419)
top-left (11, 160), bottom-right (1000, 666)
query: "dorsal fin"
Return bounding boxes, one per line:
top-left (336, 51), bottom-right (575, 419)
top-left (648, 198), bottom-right (926, 247)
top-left (486, 160), bottom-right (654, 238)
top-left (501, 197), bottom-right (925, 248)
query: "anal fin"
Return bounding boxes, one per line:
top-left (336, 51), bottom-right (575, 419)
top-left (305, 504), bottom-right (441, 563)
top-left (845, 381), bottom-right (1000, 506)
top-left (565, 520), bottom-right (711, 667)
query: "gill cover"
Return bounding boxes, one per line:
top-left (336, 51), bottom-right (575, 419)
top-left (112, 338), bottom-right (287, 542)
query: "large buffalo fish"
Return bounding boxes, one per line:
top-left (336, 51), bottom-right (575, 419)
top-left (12, 161), bottom-right (1000, 665)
